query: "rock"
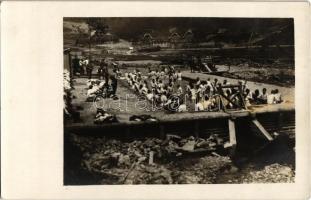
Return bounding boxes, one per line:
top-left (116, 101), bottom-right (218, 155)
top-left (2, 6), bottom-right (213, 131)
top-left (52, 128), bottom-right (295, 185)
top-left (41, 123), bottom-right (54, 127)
top-left (176, 152), bottom-right (183, 157)
top-left (279, 166), bottom-right (292, 175)
top-left (138, 156), bottom-right (147, 162)
top-left (209, 142), bottom-right (217, 147)
top-left (134, 150), bottom-right (143, 158)
top-left (196, 140), bottom-right (210, 148)
top-left (118, 154), bottom-right (131, 167)
top-left (166, 134), bottom-right (182, 142)
top-left (229, 165), bottom-right (239, 173)
top-left (111, 152), bottom-right (121, 158)
top-left (181, 140), bottom-right (196, 151)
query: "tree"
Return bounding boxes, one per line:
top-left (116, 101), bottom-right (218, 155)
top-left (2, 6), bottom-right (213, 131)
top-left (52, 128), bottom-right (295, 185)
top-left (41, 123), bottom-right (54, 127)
top-left (86, 18), bottom-right (109, 35)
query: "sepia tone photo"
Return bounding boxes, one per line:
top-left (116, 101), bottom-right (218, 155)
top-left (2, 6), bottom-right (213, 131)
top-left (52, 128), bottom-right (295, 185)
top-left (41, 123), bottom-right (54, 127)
top-left (63, 17), bottom-right (295, 185)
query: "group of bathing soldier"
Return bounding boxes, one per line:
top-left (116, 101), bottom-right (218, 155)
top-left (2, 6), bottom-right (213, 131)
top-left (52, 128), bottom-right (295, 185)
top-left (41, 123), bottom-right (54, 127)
top-left (123, 66), bottom-right (283, 112)
top-left (83, 58), bottom-right (283, 112)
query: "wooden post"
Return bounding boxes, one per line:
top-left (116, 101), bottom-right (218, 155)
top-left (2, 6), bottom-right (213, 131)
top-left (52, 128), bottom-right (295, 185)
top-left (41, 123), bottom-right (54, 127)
top-left (228, 119), bottom-right (237, 146)
top-left (252, 118), bottom-right (273, 141)
top-left (149, 151), bottom-right (154, 165)
top-left (228, 118), bottom-right (237, 156)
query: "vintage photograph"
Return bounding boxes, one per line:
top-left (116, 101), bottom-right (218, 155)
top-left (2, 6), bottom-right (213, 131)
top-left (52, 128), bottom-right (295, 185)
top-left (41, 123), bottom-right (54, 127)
top-left (63, 17), bottom-right (295, 185)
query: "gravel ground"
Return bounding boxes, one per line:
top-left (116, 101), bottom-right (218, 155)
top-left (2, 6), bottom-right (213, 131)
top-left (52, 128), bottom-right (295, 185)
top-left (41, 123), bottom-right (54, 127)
top-left (217, 163), bottom-right (294, 184)
top-left (215, 134), bottom-right (295, 184)
top-left (64, 132), bottom-right (295, 185)
top-left (65, 133), bottom-right (233, 185)
top-left (235, 163), bottom-right (294, 183)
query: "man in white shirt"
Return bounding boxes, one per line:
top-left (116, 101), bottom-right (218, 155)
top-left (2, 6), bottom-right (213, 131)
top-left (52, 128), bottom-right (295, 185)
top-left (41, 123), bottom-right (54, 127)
top-left (177, 70), bottom-right (182, 82)
top-left (259, 88), bottom-right (268, 104)
top-left (195, 102), bottom-right (204, 111)
top-left (274, 89), bottom-right (282, 103)
top-left (190, 86), bottom-right (197, 103)
top-left (178, 104), bottom-right (187, 112)
top-left (267, 90), bottom-right (276, 104)
top-left (87, 84), bottom-right (100, 98)
top-left (146, 90), bottom-right (154, 101)
top-left (203, 95), bottom-right (212, 111)
top-left (176, 85), bottom-right (183, 96)
top-left (160, 92), bottom-right (168, 106)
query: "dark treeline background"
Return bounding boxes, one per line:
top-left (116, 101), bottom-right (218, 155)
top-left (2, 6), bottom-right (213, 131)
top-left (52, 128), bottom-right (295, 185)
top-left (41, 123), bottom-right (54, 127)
top-left (64, 17), bottom-right (294, 45)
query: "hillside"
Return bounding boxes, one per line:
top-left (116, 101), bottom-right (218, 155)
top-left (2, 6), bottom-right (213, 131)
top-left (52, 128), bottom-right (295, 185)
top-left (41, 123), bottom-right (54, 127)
top-left (64, 18), bottom-right (294, 46)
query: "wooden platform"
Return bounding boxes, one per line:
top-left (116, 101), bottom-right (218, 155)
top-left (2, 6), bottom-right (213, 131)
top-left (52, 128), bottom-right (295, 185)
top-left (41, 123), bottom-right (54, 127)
top-left (67, 77), bottom-right (294, 128)
top-left (65, 73), bottom-right (295, 146)
top-left (65, 103), bottom-right (294, 132)
top-left (65, 77), bottom-right (295, 154)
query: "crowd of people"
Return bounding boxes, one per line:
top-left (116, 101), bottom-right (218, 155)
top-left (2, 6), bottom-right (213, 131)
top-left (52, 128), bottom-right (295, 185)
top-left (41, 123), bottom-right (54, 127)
top-left (63, 69), bottom-right (80, 121)
top-left (72, 56), bottom-right (122, 80)
top-left (124, 66), bottom-right (187, 112)
top-left (123, 66), bottom-right (283, 112)
top-left (71, 55), bottom-right (283, 113)
top-left (63, 69), bottom-right (72, 117)
top-left (65, 58), bottom-right (285, 125)
top-left (72, 56), bottom-right (93, 79)
top-left (82, 58), bottom-right (121, 101)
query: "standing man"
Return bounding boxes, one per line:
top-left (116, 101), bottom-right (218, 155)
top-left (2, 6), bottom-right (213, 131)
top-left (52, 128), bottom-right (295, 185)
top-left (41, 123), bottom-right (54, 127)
top-left (259, 88), bottom-right (268, 104)
top-left (86, 60), bottom-right (93, 79)
top-left (110, 75), bottom-right (118, 96)
top-left (72, 55), bottom-right (80, 75)
top-left (98, 59), bottom-right (106, 80)
top-left (79, 58), bottom-right (84, 75)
